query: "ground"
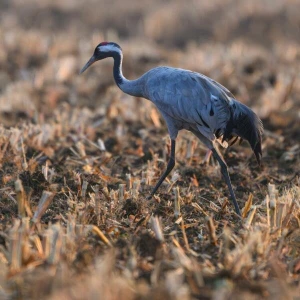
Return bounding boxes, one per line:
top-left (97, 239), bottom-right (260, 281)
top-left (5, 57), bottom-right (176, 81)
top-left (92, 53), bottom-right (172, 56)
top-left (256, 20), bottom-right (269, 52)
top-left (0, 0), bottom-right (299, 299)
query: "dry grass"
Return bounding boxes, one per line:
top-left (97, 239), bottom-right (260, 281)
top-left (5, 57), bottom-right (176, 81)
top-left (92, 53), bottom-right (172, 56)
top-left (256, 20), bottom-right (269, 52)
top-left (0, 0), bottom-right (299, 299)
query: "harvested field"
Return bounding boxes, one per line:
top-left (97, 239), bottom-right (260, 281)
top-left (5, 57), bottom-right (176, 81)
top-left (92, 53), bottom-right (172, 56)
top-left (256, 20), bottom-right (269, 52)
top-left (0, 0), bottom-right (299, 299)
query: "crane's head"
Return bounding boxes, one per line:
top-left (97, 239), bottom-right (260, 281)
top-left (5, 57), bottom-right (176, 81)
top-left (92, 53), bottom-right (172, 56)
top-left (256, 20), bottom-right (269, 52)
top-left (80, 42), bottom-right (122, 74)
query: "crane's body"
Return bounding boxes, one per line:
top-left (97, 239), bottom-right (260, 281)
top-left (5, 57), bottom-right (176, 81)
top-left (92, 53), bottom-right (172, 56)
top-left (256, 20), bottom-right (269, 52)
top-left (142, 67), bottom-right (234, 141)
top-left (80, 42), bottom-right (264, 216)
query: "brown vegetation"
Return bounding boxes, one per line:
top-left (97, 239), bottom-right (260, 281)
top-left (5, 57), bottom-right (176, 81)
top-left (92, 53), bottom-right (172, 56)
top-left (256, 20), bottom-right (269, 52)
top-left (0, 0), bottom-right (299, 299)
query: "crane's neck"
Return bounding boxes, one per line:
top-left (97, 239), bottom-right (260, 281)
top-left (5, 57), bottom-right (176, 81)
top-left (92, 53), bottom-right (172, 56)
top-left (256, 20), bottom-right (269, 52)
top-left (112, 52), bottom-right (143, 97)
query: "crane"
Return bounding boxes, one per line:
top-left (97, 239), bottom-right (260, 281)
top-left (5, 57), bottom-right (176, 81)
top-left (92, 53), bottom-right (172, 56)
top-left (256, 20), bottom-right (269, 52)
top-left (80, 42), bottom-right (264, 216)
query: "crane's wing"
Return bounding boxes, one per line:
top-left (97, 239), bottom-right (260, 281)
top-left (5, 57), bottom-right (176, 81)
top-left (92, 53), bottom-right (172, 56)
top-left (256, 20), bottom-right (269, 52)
top-left (143, 67), bottom-right (231, 140)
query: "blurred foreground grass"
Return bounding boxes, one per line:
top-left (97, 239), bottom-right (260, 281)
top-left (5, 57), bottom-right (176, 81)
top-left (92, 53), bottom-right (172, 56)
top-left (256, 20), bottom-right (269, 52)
top-left (0, 0), bottom-right (299, 299)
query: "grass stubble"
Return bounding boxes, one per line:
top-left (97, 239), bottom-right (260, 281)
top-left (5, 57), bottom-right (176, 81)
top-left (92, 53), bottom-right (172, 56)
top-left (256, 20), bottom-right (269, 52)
top-left (0, 115), bottom-right (299, 299)
top-left (0, 0), bottom-right (299, 299)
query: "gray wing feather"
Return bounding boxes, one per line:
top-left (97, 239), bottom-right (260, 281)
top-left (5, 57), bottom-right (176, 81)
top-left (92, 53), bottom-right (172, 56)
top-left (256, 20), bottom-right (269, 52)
top-left (143, 67), bottom-right (231, 140)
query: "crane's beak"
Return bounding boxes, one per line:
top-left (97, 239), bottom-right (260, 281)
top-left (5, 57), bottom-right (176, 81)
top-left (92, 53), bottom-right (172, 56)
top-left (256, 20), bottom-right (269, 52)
top-left (80, 55), bottom-right (96, 74)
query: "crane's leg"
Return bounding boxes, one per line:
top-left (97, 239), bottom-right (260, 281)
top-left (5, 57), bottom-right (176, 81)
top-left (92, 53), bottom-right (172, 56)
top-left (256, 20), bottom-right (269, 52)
top-left (148, 139), bottom-right (176, 198)
top-left (211, 147), bottom-right (241, 216)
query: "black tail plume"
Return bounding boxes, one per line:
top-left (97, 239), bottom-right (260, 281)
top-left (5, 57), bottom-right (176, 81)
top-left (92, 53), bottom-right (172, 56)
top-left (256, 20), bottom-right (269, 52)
top-left (228, 100), bottom-right (264, 166)
top-left (253, 139), bottom-right (262, 166)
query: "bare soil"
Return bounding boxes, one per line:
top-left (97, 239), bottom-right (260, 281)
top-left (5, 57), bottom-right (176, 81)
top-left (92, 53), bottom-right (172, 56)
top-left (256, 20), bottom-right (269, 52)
top-left (0, 1), bottom-right (299, 299)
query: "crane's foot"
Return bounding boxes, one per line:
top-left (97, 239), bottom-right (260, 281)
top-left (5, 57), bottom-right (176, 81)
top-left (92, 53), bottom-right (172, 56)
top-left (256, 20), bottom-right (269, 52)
top-left (147, 192), bottom-right (161, 202)
top-left (211, 148), bottom-right (242, 216)
top-left (146, 194), bottom-right (153, 201)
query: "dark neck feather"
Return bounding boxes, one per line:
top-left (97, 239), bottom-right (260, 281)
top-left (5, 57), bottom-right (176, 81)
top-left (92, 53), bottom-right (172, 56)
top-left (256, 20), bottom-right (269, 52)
top-left (113, 52), bottom-right (124, 86)
top-left (112, 51), bottom-right (143, 97)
